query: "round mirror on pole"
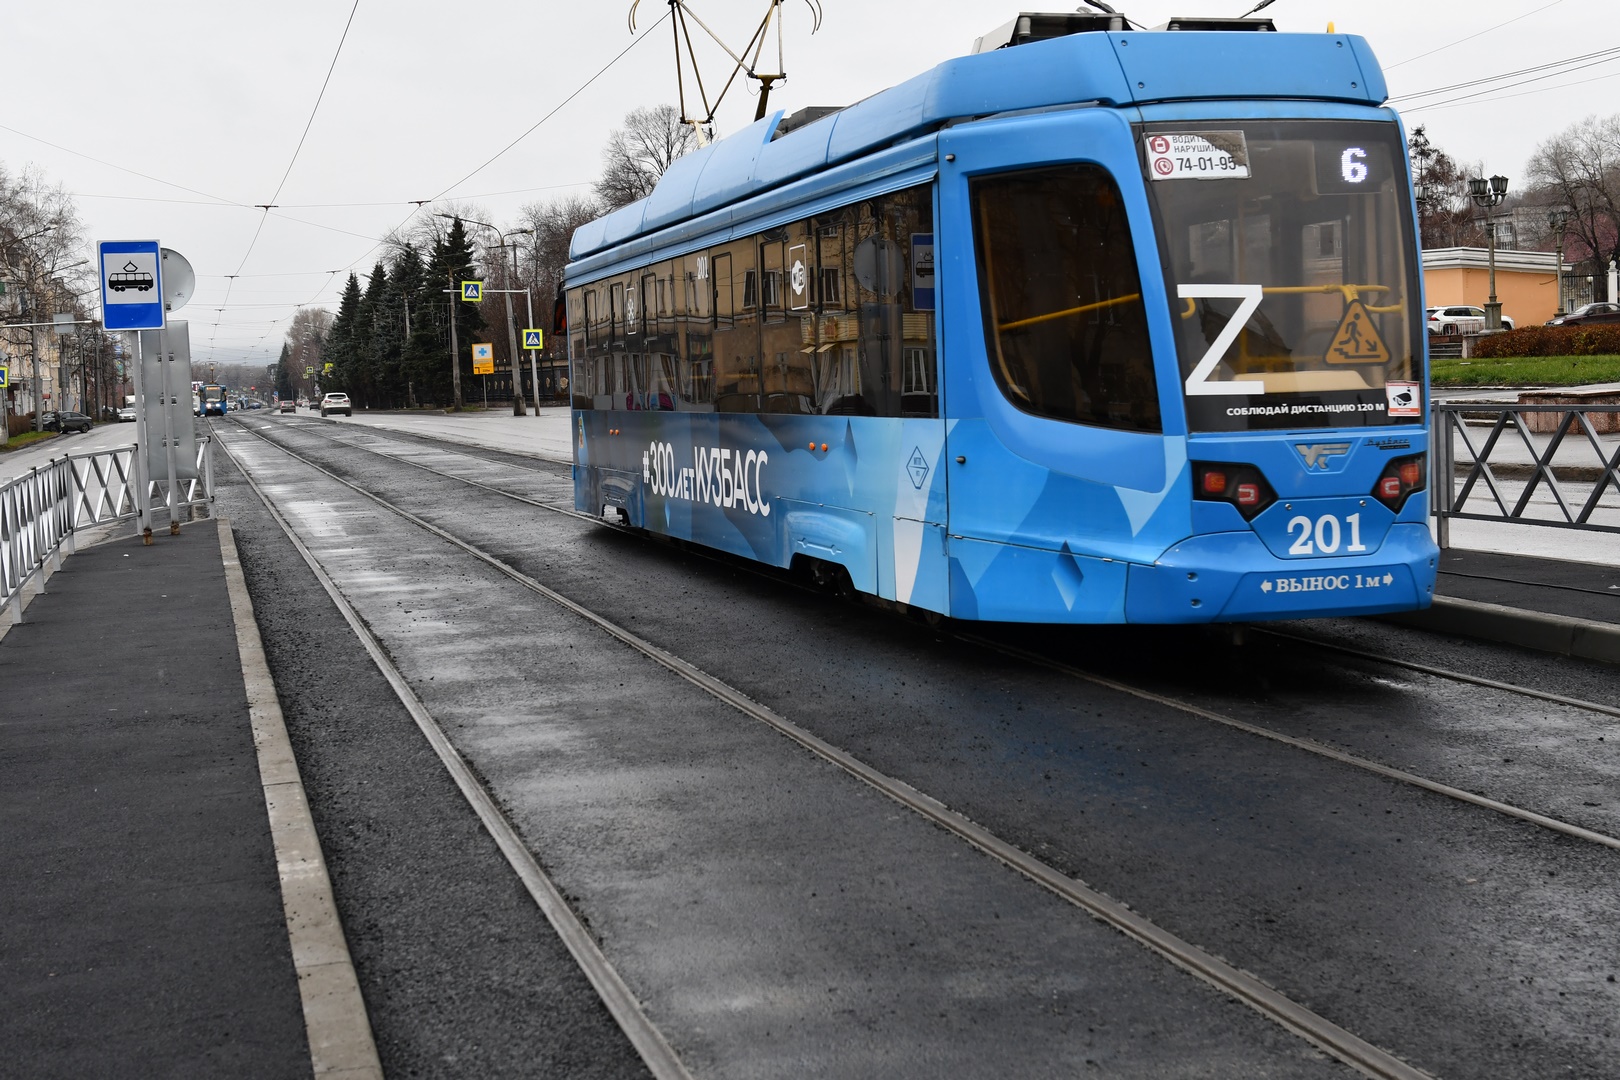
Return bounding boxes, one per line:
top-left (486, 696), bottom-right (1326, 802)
top-left (160, 249), bottom-right (195, 314)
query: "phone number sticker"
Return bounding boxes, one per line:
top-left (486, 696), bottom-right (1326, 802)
top-left (1146, 131), bottom-right (1250, 181)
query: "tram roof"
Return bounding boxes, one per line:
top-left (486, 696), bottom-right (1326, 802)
top-left (570, 28), bottom-right (1389, 263)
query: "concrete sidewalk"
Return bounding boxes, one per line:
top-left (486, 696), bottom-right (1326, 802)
top-left (0, 519), bottom-right (376, 1077)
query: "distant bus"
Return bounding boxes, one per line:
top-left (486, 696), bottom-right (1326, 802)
top-left (200, 384), bottom-right (227, 417)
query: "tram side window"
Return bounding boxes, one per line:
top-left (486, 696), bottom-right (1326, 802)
top-left (971, 164), bottom-right (1160, 433)
top-left (712, 241), bottom-right (760, 412)
top-left (802, 186), bottom-right (937, 418)
top-left (568, 289), bottom-right (589, 408)
top-left (681, 253), bottom-right (715, 407)
top-left (762, 220), bottom-right (815, 413)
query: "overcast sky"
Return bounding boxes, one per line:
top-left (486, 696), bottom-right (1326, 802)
top-left (3, 0), bottom-right (1610, 366)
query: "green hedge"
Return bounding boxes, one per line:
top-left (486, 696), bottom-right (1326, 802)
top-left (1471, 324), bottom-right (1620, 357)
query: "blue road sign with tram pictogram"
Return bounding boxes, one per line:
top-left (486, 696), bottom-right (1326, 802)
top-left (98, 240), bottom-right (165, 331)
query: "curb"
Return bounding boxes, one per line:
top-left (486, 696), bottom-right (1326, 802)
top-left (1383, 595), bottom-right (1620, 665)
top-left (217, 519), bottom-right (384, 1079)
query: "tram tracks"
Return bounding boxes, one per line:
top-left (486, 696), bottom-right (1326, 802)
top-left (218, 417), bottom-right (1443, 1080)
top-left (229, 416), bottom-right (1620, 856)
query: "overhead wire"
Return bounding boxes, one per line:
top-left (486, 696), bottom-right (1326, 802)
top-left (13, 9), bottom-right (726, 362)
top-left (426, 7), bottom-right (672, 202)
top-left (1388, 44), bottom-right (1620, 103)
top-left (256, 8), bottom-right (676, 353)
top-left (1384, 0), bottom-right (1568, 70)
top-left (1406, 65), bottom-right (1620, 112)
top-left (217, 0), bottom-right (364, 351)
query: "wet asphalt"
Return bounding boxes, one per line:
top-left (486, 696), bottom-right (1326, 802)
top-left (216, 414), bottom-right (1620, 1079)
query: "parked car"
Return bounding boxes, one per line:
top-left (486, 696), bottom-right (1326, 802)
top-left (1546, 301), bottom-right (1620, 326)
top-left (279, 399), bottom-right (296, 413)
top-left (42, 410), bottom-right (93, 434)
top-left (1426, 305), bottom-right (1513, 335)
top-left (320, 392), bottom-right (352, 417)
top-left (117, 407), bottom-right (136, 422)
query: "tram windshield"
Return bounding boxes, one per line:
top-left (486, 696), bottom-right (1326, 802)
top-left (1140, 120), bottom-right (1423, 432)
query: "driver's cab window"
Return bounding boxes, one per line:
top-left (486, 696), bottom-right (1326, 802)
top-left (971, 164), bottom-right (1160, 433)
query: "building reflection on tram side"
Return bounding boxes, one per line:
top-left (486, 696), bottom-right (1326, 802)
top-left (569, 187), bottom-right (936, 421)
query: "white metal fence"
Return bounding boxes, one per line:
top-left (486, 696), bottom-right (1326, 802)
top-left (1, 437), bottom-right (213, 624)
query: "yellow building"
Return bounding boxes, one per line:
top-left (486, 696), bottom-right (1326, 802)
top-left (1421, 247), bottom-right (1569, 328)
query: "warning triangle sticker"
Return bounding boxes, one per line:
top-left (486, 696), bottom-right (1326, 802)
top-left (1324, 300), bottom-right (1391, 365)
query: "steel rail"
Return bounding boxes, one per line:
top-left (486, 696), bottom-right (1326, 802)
top-left (219, 420), bottom-right (1437, 1080)
top-left (214, 427), bottom-right (696, 1080)
top-left (1251, 626), bottom-right (1620, 721)
top-left (955, 631), bottom-right (1620, 853)
top-left (235, 416), bottom-right (1620, 851)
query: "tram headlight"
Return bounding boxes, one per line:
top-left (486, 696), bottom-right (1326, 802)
top-left (1372, 452), bottom-right (1427, 513)
top-left (1193, 462), bottom-right (1276, 521)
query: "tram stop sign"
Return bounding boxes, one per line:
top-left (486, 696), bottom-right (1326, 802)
top-left (98, 239), bottom-right (165, 331)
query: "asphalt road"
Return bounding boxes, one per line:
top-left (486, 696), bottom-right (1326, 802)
top-left (214, 414), bottom-right (1620, 1079)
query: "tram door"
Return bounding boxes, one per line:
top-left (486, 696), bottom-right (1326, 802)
top-left (936, 115), bottom-right (1186, 620)
top-left (848, 191), bottom-right (949, 615)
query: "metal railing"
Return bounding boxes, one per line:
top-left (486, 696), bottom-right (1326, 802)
top-left (1, 437), bottom-right (214, 624)
top-left (1432, 401), bottom-right (1620, 548)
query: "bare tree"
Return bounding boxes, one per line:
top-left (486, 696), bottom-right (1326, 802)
top-left (2, 163), bottom-right (92, 425)
top-left (1408, 127), bottom-right (1488, 249)
top-left (281, 306), bottom-right (335, 399)
top-left (594, 105), bottom-right (699, 211)
top-left (1526, 114), bottom-right (1620, 293)
top-left (517, 194), bottom-right (603, 311)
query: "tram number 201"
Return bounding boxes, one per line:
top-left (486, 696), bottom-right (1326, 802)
top-left (1286, 513), bottom-right (1368, 556)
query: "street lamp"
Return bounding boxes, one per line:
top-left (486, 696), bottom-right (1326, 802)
top-left (437, 213), bottom-right (531, 416)
top-left (1468, 174), bottom-right (1509, 331)
top-left (1547, 207), bottom-right (1572, 316)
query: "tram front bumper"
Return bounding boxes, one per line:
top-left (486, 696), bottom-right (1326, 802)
top-left (1125, 523), bottom-right (1438, 624)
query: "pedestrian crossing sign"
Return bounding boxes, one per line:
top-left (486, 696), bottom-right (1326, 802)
top-left (522, 329), bottom-right (544, 349)
top-left (461, 280), bottom-right (483, 302)
top-left (1324, 300), bottom-right (1390, 365)
top-left (0, 363), bottom-right (8, 389)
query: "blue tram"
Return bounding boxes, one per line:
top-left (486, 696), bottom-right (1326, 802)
top-left (563, 14), bottom-right (1436, 624)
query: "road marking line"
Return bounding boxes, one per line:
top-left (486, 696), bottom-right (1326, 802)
top-left (218, 518), bottom-right (383, 1079)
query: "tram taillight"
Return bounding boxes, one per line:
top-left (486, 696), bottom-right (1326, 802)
top-left (1373, 453), bottom-right (1427, 512)
top-left (1193, 462), bottom-right (1276, 521)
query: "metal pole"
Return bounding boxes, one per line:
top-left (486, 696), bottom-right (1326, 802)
top-left (130, 331), bottom-right (152, 543)
top-left (29, 321), bottom-right (41, 431)
top-left (448, 273), bottom-right (464, 410)
top-left (158, 325), bottom-right (180, 534)
top-left (525, 287), bottom-right (539, 407)
top-left (504, 241), bottom-right (526, 416)
top-left (1485, 213), bottom-right (1499, 330)
top-left (1554, 221), bottom-right (1565, 315)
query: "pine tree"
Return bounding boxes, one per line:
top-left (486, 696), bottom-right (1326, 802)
top-left (275, 342), bottom-right (294, 400)
top-left (352, 263), bottom-right (387, 407)
top-left (420, 219), bottom-right (486, 409)
top-left (324, 272), bottom-right (363, 395)
top-left (389, 244), bottom-right (434, 407)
